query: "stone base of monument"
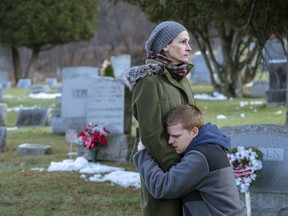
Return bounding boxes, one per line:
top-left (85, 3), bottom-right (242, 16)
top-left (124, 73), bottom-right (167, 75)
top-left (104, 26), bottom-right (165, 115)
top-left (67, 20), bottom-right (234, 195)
top-left (51, 116), bottom-right (87, 135)
top-left (77, 134), bottom-right (136, 162)
top-left (18, 143), bottom-right (52, 155)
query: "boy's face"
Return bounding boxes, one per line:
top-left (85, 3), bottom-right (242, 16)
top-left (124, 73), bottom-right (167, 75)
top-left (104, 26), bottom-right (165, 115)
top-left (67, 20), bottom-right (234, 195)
top-left (167, 123), bottom-right (198, 154)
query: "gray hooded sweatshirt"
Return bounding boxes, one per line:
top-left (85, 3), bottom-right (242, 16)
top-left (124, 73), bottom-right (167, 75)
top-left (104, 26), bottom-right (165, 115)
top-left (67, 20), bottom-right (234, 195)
top-left (133, 123), bottom-right (246, 216)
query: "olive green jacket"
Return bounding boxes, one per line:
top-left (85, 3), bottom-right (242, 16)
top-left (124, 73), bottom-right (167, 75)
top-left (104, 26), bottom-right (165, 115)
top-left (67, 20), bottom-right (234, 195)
top-left (123, 59), bottom-right (195, 216)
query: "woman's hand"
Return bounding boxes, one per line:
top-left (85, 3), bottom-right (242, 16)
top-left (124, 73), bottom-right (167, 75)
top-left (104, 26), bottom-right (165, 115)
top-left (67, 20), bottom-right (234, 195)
top-left (137, 141), bottom-right (146, 151)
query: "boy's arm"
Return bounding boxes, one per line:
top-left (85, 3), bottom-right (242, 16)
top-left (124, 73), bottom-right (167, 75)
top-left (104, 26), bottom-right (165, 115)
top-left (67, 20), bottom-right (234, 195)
top-left (133, 149), bottom-right (209, 199)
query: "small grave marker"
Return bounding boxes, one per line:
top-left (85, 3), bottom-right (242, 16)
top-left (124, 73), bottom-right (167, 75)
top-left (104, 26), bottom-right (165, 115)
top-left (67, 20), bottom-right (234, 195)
top-left (18, 143), bottom-right (52, 155)
top-left (65, 129), bottom-right (78, 159)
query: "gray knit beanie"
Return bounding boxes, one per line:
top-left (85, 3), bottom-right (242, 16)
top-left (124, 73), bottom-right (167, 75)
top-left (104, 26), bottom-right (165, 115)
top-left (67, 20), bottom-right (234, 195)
top-left (145, 21), bottom-right (186, 53)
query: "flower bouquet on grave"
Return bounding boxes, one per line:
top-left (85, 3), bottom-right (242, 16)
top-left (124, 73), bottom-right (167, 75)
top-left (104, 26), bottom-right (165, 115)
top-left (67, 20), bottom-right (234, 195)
top-left (78, 123), bottom-right (110, 162)
top-left (227, 146), bottom-right (263, 216)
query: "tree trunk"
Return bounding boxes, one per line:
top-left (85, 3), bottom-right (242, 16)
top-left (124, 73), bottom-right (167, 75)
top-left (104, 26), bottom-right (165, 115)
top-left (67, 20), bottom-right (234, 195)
top-left (218, 28), bottom-right (243, 97)
top-left (24, 48), bottom-right (40, 78)
top-left (11, 47), bottom-right (22, 84)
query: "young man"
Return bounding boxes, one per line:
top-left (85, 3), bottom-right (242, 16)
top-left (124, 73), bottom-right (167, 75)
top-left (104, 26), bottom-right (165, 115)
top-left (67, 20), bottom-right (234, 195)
top-left (133, 104), bottom-right (246, 216)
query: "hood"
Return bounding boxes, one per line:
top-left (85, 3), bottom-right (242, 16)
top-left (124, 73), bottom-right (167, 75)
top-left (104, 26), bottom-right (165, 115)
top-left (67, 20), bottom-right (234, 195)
top-left (122, 63), bottom-right (164, 90)
top-left (186, 122), bottom-right (231, 152)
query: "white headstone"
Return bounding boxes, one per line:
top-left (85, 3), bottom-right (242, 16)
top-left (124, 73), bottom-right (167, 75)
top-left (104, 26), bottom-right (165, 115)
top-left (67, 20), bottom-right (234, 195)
top-left (61, 76), bottom-right (94, 118)
top-left (190, 51), bottom-right (211, 84)
top-left (61, 66), bottom-right (99, 80)
top-left (111, 54), bottom-right (131, 79)
top-left (87, 77), bottom-right (125, 134)
top-left (45, 78), bottom-right (58, 88)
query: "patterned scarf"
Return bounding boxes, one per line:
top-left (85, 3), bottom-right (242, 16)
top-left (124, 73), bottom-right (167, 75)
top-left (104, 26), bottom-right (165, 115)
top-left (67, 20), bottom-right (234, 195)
top-left (147, 51), bottom-right (189, 77)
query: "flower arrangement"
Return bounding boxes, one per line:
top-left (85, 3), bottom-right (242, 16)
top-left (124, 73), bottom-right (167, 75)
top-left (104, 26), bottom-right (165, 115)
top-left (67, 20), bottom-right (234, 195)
top-left (78, 123), bottom-right (110, 149)
top-left (227, 146), bottom-right (263, 193)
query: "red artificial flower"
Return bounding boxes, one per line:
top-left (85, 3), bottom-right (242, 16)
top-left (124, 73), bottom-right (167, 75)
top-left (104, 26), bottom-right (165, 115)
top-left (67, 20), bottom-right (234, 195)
top-left (78, 123), bottom-right (110, 149)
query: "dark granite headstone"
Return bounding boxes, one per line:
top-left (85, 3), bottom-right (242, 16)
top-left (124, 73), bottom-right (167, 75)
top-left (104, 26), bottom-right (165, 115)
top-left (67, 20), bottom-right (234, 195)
top-left (221, 124), bottom-right (288, 215)
top-left (0, 127), bottom-right (6, 152)
top-left (266, 61), bottom-right (287, 107)
top-left (262, 39), bottom-right (286, 70)
top-left (16, 108), bottom-right (49, 127)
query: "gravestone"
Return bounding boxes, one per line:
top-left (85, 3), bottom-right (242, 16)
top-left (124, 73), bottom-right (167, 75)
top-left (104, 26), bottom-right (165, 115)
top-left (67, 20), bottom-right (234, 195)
top-left (262, 39), bottom-right (286, 70)
top-left (266, 61), bottom-right (287, 107)
top-left (0, 127), bottom-right (6, 152)
top-left (16, 108), bottom-right (49, 127)
top-left (18, 143), bottom-right (52, 155)
top-left (87, 77), bottom-right (125, 134)
top-left (76, 134), bottom-right (135, 162)
top-left (54, 76), bottom-right (95, 134)
top-left (54, 84), bottom-right (62, 93)
top-left (30, 84), bottom-right (51, 94)
top-left (54, 96), bottom-right (62, 107)
top-left (45, 78), bottom-right (58, 88)
top-left (97, 134), bottom-right (134, 162)
top-left (86, 77), bottom-right (129, 162)
top-left (62, 76), bottom-right (94, 119)
top-left (221, 124), bottom-right (288, 215)
top-left (0, 103), bottom-right (7, 126)
top-left (17, 78), bottom-right (32, 88)
top-left (111, 54), bottom-right (131, 79)
top-left (250, 81), bottom-right (269, 98)
top-left (51, 117), bottom-right (86, 135)
top-left (190, 51), bottom-right (211, 84)
top-left (0, 45), bottom-right (11, 83)
top-left (52, 109), bottom-right (61, 118)
top-left (61, 66), bottom-right (99, 80)
top-left (0, 81), bottom-right (11, 89)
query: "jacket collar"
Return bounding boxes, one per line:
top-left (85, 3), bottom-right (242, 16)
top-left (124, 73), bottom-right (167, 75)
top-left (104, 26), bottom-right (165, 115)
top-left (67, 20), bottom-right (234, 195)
top-left (122, 61), bottom-right (164, 90)
top-left (122, 59), bottom-right (193, 90)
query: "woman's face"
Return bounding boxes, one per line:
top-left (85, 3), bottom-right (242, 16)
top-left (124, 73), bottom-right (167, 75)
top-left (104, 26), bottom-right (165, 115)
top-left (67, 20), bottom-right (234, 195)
top-left (163, 31), bottom-right (192, 64)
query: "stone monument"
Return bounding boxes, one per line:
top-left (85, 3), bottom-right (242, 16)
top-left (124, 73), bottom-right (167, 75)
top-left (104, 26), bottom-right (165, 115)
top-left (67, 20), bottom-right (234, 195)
top-left (221, 124), bottom-right (288, 215)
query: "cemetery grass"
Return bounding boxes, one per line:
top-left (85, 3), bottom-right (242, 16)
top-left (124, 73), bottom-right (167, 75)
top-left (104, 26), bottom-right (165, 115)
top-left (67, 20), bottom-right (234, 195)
top-left (1, 86), bottom-right (286, 216)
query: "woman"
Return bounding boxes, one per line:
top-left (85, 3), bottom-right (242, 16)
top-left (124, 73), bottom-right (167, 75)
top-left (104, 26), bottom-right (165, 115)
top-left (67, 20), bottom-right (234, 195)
top-left (122, 21), bottom-right (195, 216)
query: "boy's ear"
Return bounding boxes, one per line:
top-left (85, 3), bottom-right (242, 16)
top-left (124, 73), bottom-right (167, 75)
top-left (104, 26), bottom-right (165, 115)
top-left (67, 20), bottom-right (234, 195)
top-left (192, 127), bottom-right (199, 138)
top-left (163, 46), bottom-right (168, 52)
